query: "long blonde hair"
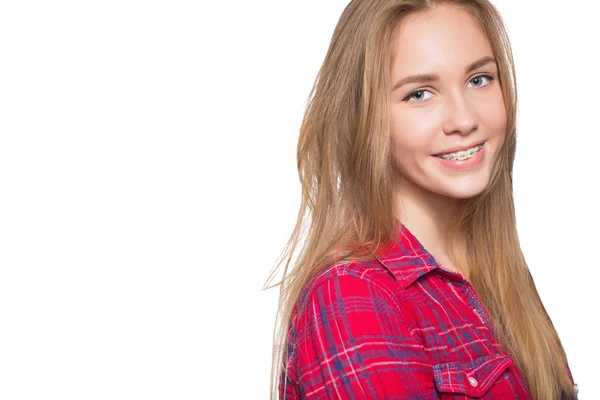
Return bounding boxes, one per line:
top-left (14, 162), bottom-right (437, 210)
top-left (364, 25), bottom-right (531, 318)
top-left (263, 0), bottom-right (576, 399)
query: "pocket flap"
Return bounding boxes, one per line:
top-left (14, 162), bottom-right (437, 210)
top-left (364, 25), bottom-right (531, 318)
top-left (433, 353), bottom-right (514, 398)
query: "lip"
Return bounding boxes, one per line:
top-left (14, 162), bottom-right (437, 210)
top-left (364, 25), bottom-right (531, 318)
top-left (432, 141), bottom-right (486, 171)
top-left (434, 140), bottom-right (486, 156)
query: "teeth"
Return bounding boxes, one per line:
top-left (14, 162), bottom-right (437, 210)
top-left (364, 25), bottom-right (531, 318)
top-left (436, 144), bottom-right (483, 161)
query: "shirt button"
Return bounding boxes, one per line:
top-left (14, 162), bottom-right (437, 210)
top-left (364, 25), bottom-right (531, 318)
top-left (468, 377), bottom-right (478, 387)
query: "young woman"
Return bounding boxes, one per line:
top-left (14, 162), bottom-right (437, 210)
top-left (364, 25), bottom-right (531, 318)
top-left (264, 0), bottom-right (578, 398)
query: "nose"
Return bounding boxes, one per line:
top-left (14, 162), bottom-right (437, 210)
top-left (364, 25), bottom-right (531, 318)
top-left (442, 89), bottom-right (479, 136)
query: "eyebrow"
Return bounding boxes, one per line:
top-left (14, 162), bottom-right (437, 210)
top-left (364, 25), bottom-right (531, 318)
top-left (392, 56), bottom-right (497, 91)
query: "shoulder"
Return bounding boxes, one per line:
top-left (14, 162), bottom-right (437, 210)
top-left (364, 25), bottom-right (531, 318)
top-left (311, 259), bottom-right (397, 293)
top-left (291, 260), bottom-right (404, 327)
top-left (306, 259), bottom-right (396, 296)
top-left (285, 260), bottom-right (431, 396)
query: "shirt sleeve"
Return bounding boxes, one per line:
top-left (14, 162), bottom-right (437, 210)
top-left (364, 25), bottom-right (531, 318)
top-left (293, 273), bottom-right (437, 399)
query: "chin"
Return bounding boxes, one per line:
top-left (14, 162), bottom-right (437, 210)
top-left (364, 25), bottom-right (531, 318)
top-left (433, 179), bottom-right (490, 200)
top-left (445, 190), bottom-right (482, 200)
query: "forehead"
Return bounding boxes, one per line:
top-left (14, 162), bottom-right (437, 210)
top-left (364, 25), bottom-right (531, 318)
top-left (391, 4), bottom-right (493, 76)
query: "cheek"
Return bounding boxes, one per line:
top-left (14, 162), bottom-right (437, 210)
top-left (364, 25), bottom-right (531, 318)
top-left (480, 87), bottom-right (508, 137)
top-left (390, 107), bottom-right (437, 155)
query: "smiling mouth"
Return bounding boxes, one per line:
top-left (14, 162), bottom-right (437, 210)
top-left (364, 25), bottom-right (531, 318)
top-left (434, 143), bottom-right (485, 160)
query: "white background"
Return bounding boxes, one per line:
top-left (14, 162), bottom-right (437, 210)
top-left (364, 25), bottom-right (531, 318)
top-left (0, 0), bottom-right (597, 399)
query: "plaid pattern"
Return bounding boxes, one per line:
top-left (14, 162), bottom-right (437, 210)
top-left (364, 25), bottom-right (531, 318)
top-left (279, 220), bottom-right (576, 399)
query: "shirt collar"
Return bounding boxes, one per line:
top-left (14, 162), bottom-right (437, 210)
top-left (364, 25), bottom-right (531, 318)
top-left (373, 218), bottom-right (444, 289)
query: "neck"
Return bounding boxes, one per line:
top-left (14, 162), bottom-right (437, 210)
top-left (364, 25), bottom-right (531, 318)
top-left (393, 176), bottom-right (461, 258)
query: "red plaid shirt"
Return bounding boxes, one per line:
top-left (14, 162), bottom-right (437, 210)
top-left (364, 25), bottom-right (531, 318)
top-left (279, 220), bottom-right (576, 399)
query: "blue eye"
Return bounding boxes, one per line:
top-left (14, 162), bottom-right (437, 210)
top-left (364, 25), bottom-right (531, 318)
top-left (402, 74), bottom-right (495, 103)
top-left (403, 89), bottom-right (432, 103)
top-left (468, 74), bottom-right (494, 88)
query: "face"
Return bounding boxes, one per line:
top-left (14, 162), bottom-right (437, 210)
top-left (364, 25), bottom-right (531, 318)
top-left (389, 4), bottom-right (507, 201)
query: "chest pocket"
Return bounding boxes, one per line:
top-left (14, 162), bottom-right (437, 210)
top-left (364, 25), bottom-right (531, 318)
top-left (433, 353), bottom-right (515, 398)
